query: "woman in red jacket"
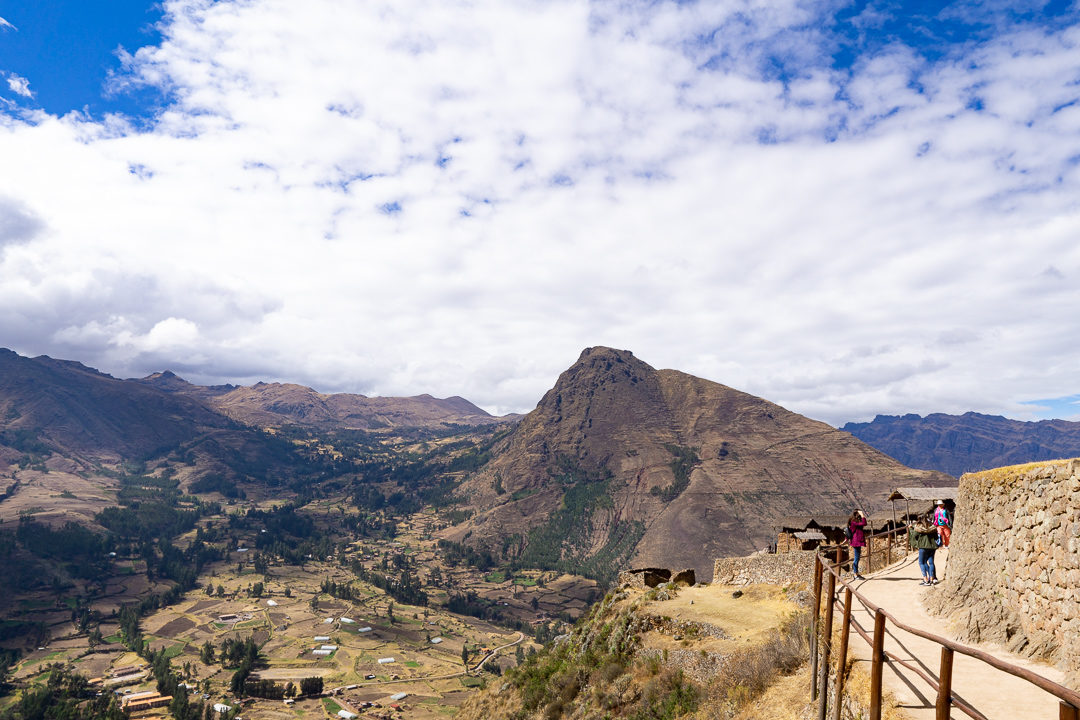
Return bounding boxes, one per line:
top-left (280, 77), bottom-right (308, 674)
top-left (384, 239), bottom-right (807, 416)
top-left (848, 510), bottom-right (868, 580)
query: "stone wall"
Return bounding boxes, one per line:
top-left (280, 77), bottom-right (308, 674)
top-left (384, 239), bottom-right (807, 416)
top-left (927, 458), bottom-right (1080, 678)
top-left (713, 551), bottom-right (815, 587)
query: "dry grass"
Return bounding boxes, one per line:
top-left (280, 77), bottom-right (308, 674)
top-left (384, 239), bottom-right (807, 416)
top-left (649, 584), bottom-right (800, 654)
top-left (691, 611), bottom-right (811, 719)
top-left (840, 657), bottom-right (910, 720)
top-left (966, 457), bottom-right (1079, 484)
top-left (728, 666), bottom-right (811, 720)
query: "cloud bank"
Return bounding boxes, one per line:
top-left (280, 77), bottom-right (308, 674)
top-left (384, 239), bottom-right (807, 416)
top-left (1, 0), bottom-right (1079, 423)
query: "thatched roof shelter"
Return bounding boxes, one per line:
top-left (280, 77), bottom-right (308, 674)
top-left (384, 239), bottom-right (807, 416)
top-left (886, 487), bottom-right (959, 502)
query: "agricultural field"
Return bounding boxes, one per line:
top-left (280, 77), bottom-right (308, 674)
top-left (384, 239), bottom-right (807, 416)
top-left (1, 503), bottom-right (600, 719)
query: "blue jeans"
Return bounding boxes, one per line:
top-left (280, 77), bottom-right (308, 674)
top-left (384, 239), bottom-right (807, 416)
top-left (852, 546), bottom-right (863, 575)
top-left (918, 548), bottom-right (936, 580)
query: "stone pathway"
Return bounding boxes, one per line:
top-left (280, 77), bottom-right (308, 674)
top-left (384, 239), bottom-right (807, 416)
top-left (838, 548), bottom-right (1072, 720)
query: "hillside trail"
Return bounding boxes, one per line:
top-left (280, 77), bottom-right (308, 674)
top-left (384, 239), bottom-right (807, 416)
top-left (842, 548), bottom-right (1070, 720)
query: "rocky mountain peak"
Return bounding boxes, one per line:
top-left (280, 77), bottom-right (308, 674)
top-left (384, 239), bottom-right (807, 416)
top-left (445, 347), bottom-right (950, 582)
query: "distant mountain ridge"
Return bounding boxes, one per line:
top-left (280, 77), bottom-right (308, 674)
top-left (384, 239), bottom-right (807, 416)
top-left (841, 412), bottom-right (1080, 477)
top-left (443, 347), bottom-right (950, 581)
top-left (0, 348), bottom-right (509, 469)
top-left (138, 370), bottom-right (501, 430)
top-left (0, 348), bottom-right (234, 463)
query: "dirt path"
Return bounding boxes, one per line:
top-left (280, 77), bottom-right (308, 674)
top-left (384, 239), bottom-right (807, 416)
top-left (842, 549), bottom-right (1070, 720)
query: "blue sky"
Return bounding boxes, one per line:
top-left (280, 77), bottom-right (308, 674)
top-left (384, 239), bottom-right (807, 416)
top-left (1, 0), bottom-right (1079, 423)
top-left (5, 1), bottom-right (1076, 119)
top-left (0, 1), bottom-right (166, 117)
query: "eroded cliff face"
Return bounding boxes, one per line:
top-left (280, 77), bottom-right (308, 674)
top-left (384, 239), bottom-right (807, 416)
top-left (927, 458), bottom-right (1080, 680)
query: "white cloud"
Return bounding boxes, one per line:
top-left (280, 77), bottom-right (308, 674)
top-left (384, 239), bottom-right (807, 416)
top-left (0, 16), bottom-right (15, 31)
top-left (0, 196), bottom-right (45, 248)
top-left (1, 0), bottom-right (1080, 425)
top-left (5, 73), bottom-right (32, 98)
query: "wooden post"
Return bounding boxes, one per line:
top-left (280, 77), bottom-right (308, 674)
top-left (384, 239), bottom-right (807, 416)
top-left (936, 647), bottom-right (954, 720)
top-left (867, 521), bottom-right (874, 573)
top-left (890, 502), bottom-right (898, 565)
top-left (905, 499), bottom-right (912, 550)
top-left (1061, 702), bottom-right (1080, 720)
top-left (832, 588), bottom-right (852, 720)
top-left (811, 554), bottom-right (823, 700)
top-left (817, 570), bottom-right (836, 720)
top-left (870, 610), bottom-right (886, 720)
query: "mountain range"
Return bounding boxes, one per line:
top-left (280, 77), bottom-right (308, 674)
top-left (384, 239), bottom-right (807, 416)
top-left (10, 345), bottom-right (1078, 582)
top-left (137, 370), bottom-right (503, 430)
top-left (842, 412), bottom-right (1080, 478)
top-left (0, 348), bottom-right (502, 468)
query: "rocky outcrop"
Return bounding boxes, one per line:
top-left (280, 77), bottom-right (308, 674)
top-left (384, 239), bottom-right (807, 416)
top-left (927, 458), bottom-right (1080, 679)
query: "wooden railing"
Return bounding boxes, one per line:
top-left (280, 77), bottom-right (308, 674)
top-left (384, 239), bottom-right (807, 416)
top-left (809, 550), bottom-right (1080, 720)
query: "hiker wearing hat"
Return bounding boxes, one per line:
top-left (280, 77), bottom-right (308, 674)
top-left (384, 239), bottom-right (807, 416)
top-left (933, 500), bottom-right (951, 548)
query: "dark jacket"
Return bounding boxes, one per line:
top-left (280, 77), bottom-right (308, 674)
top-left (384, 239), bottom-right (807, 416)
top-left (909, 523), bottom-right (937, 550)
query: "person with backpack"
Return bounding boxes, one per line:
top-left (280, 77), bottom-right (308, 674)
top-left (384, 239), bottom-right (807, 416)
top-left (910, 512), bottom-right (939, 585)
top-left (847, 510), bottom-right (868, 580)
top-left (933, 500), bottom-right (951, 547)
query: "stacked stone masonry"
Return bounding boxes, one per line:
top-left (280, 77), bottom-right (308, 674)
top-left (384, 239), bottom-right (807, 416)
top-left (928, 457), bottom-right (1080, 677)
top-left (713, 552), bottom-right (816, 587)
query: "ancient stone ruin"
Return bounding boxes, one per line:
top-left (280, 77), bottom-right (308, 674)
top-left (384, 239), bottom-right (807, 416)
top-left (927, 458), bottom-right (1080, 682)
top-left (617, 567), bottom-right (696, 588)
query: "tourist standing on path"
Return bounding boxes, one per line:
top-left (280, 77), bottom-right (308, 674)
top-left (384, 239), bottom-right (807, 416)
top-left (933, 500), bottom-right (951, 547)
top-left (910, 513), bottom-right (939, 585)
top-left (848, 510), bottom-right (868, 580)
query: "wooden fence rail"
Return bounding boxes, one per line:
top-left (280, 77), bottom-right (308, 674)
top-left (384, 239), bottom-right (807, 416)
top-left (809, 551), bottom-right (1080, 720)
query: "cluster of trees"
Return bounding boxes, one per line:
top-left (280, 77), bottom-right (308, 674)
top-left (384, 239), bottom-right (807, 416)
top-left (502, 457), bottom-right (644, 584)
top-left (227, 504), bottom-right (336, 565)
top-left (352, 566), bottom-right (428, 607)
top-left (1, 429), bottom-right (52, 472)
top-left (341, 512), bottom-right (397, 540)
top-left (319, 578), bottom-right (360, 602)
top-left (95, 495), bottom-right (218, 544)
top-left (219, 636), bottom-right (261, 695)
top-left (246, 676), bottom-right (322, 699)
top-left (298, 676), bottom-right (324, 696)
top-left (153, 539), bottom-right (223, 586)
top-left (218, 637), bottom-right (259, 668)
top-left (197, 638), bottom-right (319, 701)
top-left (0, 664), bottom-right (126, 720)
top-left (11, 519), bottom-right (112, 582)
top-left (437, 539), bottom-right (496, 571)
top-left (189, 474), bottom-right (245, 499)
top-left (445, 591), bottom-right (497, 620)
top-left (243, 678), bottom-right (285, 699)
top-left (650, 444), bottom-right (700, 502)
